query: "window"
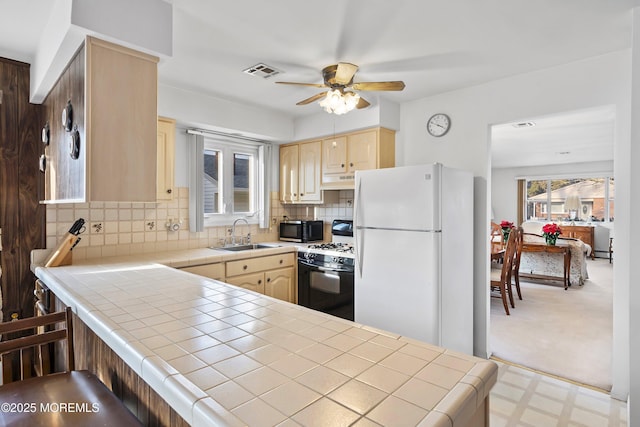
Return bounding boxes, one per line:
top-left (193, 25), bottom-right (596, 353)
top-left (203, 141), bottom-right (256, 218)
top-left (524, 176), bottom-right (614, 223)
top-left (189, 132), bottom-right (272, 230)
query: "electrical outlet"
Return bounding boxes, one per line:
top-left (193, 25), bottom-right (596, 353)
top-left (272, 217), bottom-right (277, 225)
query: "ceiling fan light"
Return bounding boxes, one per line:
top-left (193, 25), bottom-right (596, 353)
top-left (318, 89), bottom-right (360, 115)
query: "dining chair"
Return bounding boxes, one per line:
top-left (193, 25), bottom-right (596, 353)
top-left (510, 226), bottom-right (524, 301)
top-left (490, 222), bottom-right (504, 256)
top-left (0, 307), bottom-right (141, 426)
top-left (490, 227), bottom-right (518, 315)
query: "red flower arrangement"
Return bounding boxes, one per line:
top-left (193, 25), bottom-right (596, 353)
top-left (500, 220), bottom-right (514, 229)
top-left (542, 223), bottom-right (562, 245)
top-left (500, 220), bottom-right (514, 242)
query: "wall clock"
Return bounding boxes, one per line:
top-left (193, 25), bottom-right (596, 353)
top-left (427, 113), bottom-right (451, 137)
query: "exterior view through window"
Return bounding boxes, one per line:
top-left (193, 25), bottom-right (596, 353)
top-left (203, 142), bottom-right (256, 217)
top-left (526, 177), bottom-right (614, 223)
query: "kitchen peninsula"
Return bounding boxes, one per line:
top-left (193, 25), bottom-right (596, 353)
top-left (32, 246), bottom-right (497, 426)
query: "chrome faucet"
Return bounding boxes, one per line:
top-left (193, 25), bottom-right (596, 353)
top-left (231, 218), bottom-right (250, 245)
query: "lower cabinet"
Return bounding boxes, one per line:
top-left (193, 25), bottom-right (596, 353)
top-left (179, 263), bottom-right (225, 281)
top-left (264, 267), bottom-right (295, 302)
top-left (226, 271), bottom-right (265, 293)
top-left (225, 253), bottom-right (296, 303)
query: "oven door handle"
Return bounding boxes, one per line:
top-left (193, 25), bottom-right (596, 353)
top-left (35, 301), bottom-right (49, 315)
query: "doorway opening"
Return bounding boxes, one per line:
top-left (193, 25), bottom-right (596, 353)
top-left (489, 105), bottom-right (615, 391)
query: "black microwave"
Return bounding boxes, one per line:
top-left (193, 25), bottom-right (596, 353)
top-left (279, 220), bottom-right (324, 243)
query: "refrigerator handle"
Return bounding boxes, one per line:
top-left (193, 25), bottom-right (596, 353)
top-left (355, 178), bottom-right (364, 278)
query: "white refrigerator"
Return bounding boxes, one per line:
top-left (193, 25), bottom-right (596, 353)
top-left (354, 163), bottom-right (474, 354)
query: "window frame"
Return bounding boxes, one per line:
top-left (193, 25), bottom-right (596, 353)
top-left (202, 138), bottom-right (259, 227)
top-left (188, 130), bottom-right (271, 232)
top-left (521, 174), bottom-right (614, 223)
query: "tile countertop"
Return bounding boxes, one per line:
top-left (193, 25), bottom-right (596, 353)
top-left (32, 246), bottom-right (498, 427)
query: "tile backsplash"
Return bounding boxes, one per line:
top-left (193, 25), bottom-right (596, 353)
top-left (46, 188), bottom-right (355, 260)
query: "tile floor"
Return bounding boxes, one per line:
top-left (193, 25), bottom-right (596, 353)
top-left (491, 361), bottom-right (627, 426)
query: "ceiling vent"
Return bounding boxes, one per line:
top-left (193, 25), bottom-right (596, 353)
top-left (512, 121), bottom-right (536, 128)
top-left (243, 63), bottom-right (282, 79)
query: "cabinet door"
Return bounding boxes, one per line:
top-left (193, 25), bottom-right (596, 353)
top-left (280, 144), bottom-right (299, 203)
top-left (322, 136), bottom-right (347, 177)
top-left (265, 267), bottom-right (294, 303)
top-left (347, 130), bottom-right (377, 172)
top-left (226, 272), bottom-right (265, 294)
top-left (87, 36), bottom-right (158, 202)
top-left (298, 141), bottom-right (322, 202)
top-left (157, 117), bottom-right (176, 201)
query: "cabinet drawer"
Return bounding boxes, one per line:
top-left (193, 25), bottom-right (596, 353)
top-left (180, 263), bottom-right (225, 281)
top-left (226, 253), bottom-right (295, 277)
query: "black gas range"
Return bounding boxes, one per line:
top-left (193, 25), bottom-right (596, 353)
top-left (298, 242), bottom-right (355, 272)
top-left (297, 220), bottom-right (355, 320)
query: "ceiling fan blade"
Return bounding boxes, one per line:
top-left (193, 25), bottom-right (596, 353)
top-left (276, 81), bottom-right (327, 88)
top-left (334, 62), bottom-right (359, 85)
top-left (351, 81), bottom-right (405, 91)
top-left (296, 92), bottom-right (328, 105)
top-left (356, 97), bottom-right (370, 109)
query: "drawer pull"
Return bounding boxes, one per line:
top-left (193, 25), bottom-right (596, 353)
top-left (267, 277), bottom-right (271, 283)
top-left (258, 279), bottom-right (262, 284)
top-left (243, 265), bottom-right (248, 270)
top-left (279, 259), bottom-right (283, 264)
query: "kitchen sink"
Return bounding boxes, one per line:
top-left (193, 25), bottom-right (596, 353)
top-left (214, 244), bottom-right (278, 252)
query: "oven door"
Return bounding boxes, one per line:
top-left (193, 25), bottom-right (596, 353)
top-left (298, 260), bottom-right (354, 321)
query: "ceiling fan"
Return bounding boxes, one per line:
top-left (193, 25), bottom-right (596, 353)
top-left (276, 62), bottom-right (405, 113)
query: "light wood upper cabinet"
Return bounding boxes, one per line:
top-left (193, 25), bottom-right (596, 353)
top-left (322, 136), bottom-right (347, 175)
top-left (321, 127), bottom-right (395, 188)
top-left (298, 141), bottom-right (322, 202)
top-left (279, 140), bottom-right (323, 204)
top-left (42, 36), bottom-right (159, 203)
top-left (157, 117), bottom-right (176, 201)
top-left (347, 130), bottom-right (378, 171)
top-left (279, 144), bottom-right (299, 203)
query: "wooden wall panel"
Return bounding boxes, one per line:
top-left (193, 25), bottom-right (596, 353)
top-left (43, 46), bottom-right (86, 201)
top-left (0, 57), bottom-right (45, 323)
top-left (72, 313), bottom-right (188, 426)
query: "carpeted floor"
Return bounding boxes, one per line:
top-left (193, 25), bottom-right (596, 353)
top-left (490, 258), bottom-right (613, 391)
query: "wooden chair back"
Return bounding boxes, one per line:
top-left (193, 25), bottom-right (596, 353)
top-left (501, 230), bottom-right (518, 282)
top-left (0, 307), bottom-right (142, 425)
top-left (491, 227), bottom-right (519, 314)
top-left (0, 307), bottom-right (74, 383)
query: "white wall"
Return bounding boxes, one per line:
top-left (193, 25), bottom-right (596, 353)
top-left (628, 8), bottom-right (640, 424)
top-left (159, 85), bottom-right (293, 194)
top-left (158, 84), bottom-right (294, 143)
top-left (397, 49), bottom-right (631, 400)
